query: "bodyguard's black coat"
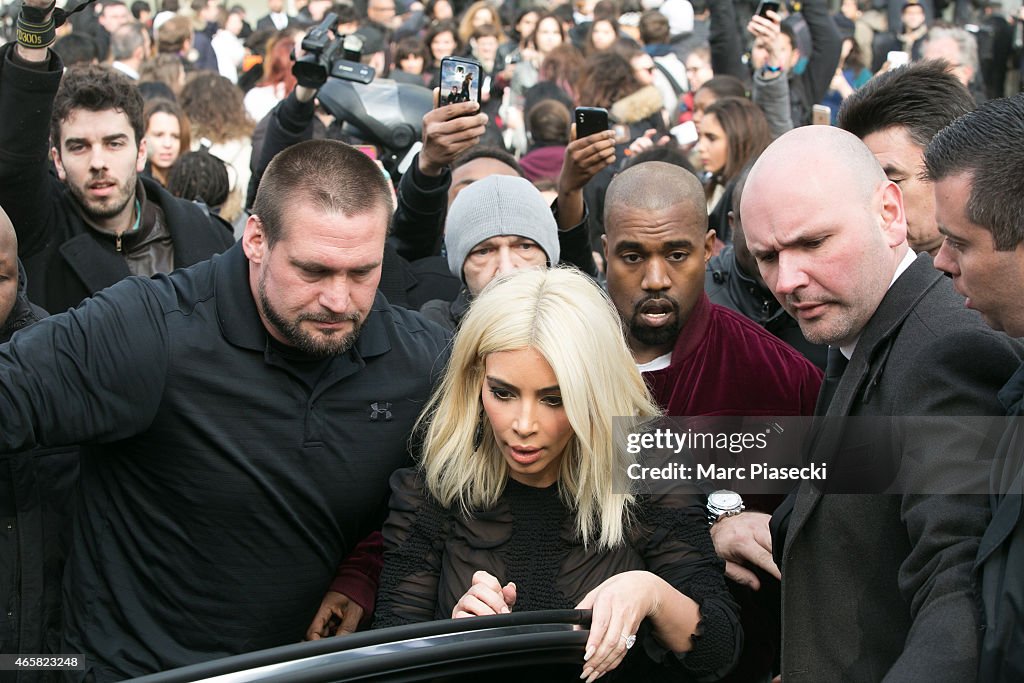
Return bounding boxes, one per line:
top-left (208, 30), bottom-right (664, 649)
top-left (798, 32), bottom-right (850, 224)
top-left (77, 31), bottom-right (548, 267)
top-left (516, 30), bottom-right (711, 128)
top-left (977, 364), bottom-right (1024, 682)
top-left (0, 261), bottom-right (78, 678)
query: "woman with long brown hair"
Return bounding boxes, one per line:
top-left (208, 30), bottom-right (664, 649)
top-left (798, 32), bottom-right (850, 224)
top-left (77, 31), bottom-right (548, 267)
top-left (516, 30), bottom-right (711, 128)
top-left (180, 73), bottom-right (255, 231)
top-left (143, 98), bottom-right (190, 187)
top-left (696, 96), bottom-right (772, 243)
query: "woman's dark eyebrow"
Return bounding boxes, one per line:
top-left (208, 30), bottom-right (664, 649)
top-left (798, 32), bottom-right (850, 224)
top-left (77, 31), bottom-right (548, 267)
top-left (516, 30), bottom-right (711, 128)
top-left (486, 376), bottom-right (560, 393)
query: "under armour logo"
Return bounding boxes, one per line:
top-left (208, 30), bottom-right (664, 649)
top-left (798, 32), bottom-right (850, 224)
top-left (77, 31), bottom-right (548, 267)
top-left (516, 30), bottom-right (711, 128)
top-left (370, 402), bottom-right (393, 422)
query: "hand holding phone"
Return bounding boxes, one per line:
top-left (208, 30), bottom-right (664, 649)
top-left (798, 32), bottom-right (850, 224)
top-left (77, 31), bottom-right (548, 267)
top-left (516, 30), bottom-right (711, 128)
top-left (811, 104), bottom-right (831, 125)
top-left (419, 94), bottom-right (488, 176)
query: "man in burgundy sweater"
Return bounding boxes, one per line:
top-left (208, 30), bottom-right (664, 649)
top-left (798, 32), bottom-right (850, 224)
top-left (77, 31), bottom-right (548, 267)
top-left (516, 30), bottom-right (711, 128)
top-left (603, 161), bottom-right (822, 418)
top-left (603, 160), bottom-right (822, 682)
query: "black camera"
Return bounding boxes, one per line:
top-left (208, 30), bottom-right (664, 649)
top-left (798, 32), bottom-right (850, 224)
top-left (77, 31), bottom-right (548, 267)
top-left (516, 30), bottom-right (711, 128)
top-left (292, 13), bottom-right (374, 89)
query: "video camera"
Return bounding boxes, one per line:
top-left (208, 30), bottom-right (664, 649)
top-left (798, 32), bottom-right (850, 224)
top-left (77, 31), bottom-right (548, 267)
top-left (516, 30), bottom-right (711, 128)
top-left (290, 12), bottom-right (434, 178)
top-left (292, 13), bottom-right (374, 89)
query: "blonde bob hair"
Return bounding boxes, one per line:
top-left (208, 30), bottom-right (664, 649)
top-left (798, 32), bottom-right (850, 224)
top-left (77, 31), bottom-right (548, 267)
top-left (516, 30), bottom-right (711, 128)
top-left (417, 267), bottom-right (660, 550)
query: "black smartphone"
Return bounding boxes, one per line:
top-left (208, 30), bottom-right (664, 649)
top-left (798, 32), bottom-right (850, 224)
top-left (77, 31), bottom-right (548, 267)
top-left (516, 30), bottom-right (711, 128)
top-left (755, 0), bottom-right (781, 17)
top-left (438, 56), bottom-right (482, 108)
top-left (575, 106), bottom-right (609, 139)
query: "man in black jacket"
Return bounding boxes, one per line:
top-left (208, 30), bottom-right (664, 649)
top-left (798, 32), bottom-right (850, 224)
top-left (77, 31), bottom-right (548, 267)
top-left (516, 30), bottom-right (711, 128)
top-left (738, 124), bottom-right (1022, 681)
top-left (0, 33), bottom-right (234, 314)
top-left (0, 204), bottom-right (78, 674)
top-left (926, 93), bottom-right (1024, 683)
top-left (0, 136), bottom-right (450, 681)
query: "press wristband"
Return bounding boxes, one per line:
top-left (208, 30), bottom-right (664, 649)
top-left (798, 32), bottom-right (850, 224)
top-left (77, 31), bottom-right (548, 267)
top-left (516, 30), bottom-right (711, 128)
top-left (17, 0), bottom-right (58, 50)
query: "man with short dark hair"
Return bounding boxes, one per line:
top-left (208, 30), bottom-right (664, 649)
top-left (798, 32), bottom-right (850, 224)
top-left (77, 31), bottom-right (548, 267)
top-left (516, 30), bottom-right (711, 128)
top-left (0, 25), bottom-right (234, 314)
top-left (838, 60), bottom-right (976, 256)
top-left (51, 32), bottom-right (100, 66)
top-left (0, 137), bottom-right (449, 680)
top-left (98, 0), bottom-right (132, 34)
top-left (604, 160), bottom-right (822, 682)
top-left (925, 93), bottom-right (1024, 681)
top-left (366, 0), bottom-right (399, 30)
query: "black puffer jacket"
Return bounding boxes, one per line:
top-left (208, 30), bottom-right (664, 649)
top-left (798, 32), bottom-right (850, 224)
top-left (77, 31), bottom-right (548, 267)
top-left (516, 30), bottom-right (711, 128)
top-left (1, 260), bottom-right (78, 675)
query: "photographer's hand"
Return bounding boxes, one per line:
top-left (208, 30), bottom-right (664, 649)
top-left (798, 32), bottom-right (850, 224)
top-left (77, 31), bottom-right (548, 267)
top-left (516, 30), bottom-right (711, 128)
top-left (16, 0), bottom-right (55, 62)
top-left (418, 92), bottom-right (488, 177)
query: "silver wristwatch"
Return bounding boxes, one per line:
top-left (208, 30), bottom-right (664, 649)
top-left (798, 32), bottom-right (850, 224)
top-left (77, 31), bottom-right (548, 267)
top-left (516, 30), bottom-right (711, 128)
top-left (706, 490), bottom-right (744, 526)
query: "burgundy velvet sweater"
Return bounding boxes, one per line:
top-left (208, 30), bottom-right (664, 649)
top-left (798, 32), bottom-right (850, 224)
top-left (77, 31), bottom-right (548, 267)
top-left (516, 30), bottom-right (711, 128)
top-left (643, 293), bottom-right (822, 418)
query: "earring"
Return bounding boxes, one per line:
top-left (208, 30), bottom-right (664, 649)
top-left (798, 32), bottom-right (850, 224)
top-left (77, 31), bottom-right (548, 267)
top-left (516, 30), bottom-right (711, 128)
top-left (472, 412), bottom-right (485, 452)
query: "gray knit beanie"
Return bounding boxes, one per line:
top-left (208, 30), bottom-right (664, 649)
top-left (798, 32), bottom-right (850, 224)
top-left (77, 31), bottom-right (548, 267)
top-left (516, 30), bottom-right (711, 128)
top-left (444, 175), bottom-right (560, 282)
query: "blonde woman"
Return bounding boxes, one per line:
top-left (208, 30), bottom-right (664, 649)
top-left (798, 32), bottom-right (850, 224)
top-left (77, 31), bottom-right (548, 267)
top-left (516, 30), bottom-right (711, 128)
top-left (375, 268), bottom-right (741, 682)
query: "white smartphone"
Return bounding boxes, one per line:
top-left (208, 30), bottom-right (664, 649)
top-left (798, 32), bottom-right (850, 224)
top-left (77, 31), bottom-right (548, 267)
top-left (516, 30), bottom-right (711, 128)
top-left (670, 121), bottom-right (699, 146)
top-left (887, 51), bottom-right (910, 68)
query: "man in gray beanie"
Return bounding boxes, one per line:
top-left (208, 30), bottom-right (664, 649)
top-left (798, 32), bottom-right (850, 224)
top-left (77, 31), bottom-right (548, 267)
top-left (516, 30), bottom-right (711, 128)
top-left (419, 175), bottom-right (561, 330)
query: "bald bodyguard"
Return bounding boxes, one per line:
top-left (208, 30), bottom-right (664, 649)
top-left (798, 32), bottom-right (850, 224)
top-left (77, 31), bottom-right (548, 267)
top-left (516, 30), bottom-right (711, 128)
top-left (740, 126), bottom-right (1022, 681)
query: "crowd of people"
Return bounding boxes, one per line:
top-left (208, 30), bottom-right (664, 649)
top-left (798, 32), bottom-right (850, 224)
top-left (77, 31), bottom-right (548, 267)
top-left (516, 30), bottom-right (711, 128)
top-left (2, 0), bottom-right (1024, 680)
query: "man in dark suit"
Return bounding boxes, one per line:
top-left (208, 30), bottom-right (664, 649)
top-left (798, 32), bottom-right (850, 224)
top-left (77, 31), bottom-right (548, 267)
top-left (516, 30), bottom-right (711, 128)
top-left (926, 93), bottom-right (1024, 682)
top-left (255, 0), bottom-right (291, 32)
top-left (731, 125), bottom-right (1023, 681)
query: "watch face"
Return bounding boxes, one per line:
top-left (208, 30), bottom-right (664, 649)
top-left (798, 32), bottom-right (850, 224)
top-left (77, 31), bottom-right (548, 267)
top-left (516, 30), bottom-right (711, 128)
top-left (709, 491), bottom-right (742, 510)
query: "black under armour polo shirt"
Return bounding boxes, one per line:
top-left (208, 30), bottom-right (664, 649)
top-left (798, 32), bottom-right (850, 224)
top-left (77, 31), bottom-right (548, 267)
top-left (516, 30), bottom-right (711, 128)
top-left (0, 243), bottom-right (450, 680)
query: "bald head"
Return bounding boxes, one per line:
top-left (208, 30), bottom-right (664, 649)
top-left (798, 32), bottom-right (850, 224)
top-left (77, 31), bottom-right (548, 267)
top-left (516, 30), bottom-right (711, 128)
top-left (740, 126), bottom-right (908, 348)
top-left (0, 204), bottom-right (19, 331)
top-left (605, 161), bottom-right (707, 233)
top-left (601, 161), bottom-right (716, 364)
top-left (745, 127), bottom-right (886, 212)
top-left (0, 204), bottom-right (15, 255)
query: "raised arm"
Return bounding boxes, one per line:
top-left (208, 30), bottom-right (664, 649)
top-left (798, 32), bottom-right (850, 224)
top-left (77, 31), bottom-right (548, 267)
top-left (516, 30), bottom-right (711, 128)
top-left (708, 0), bottom-right (750, 82)
top-left (0, 33), bottom-right (66, 259)
top-left (0, 276), bottom-right (169, 453)
top-left (799, 0), bottom-right (843, 113)
top-left (390, 100), bottom-right (487, 262)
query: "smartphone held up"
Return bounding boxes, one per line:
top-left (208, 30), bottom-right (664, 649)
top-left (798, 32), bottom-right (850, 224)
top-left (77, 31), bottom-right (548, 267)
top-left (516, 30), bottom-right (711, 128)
top-left (574, 106), bottom-right (609, 139)
top-left (755, 0), bottom-right (781, 18)
top-left (438, 57), bottom-right (483, 108)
